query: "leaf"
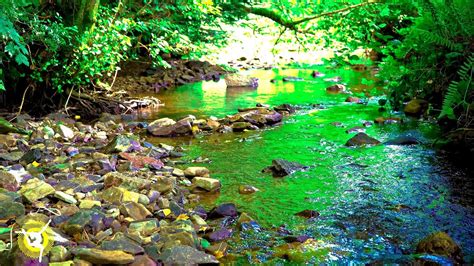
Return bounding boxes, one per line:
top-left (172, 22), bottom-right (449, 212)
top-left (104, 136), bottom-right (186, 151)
top-left (15, 53), bottom-right (29, 66)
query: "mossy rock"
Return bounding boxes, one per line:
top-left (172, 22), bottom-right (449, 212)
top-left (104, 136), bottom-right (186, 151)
top-left (416, 231), bottom-right (463, 263)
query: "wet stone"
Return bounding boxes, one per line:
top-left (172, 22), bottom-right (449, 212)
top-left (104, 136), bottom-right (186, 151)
top-left (295, 209), bottom-right (320, 219)
top-left (209, 203), bottom-right (238, 218)
top-left (231, 122), bottom-right (253, 132)
top-left (263, 159), bottom-right (308, 177)
top-left (384, 136), bottom-right (420, 145)
top-left (184, 167), bottom-right (210, 177)
top-left (416, 232), bottom-right (463, 263)
top-left (345, 133), bottom-right (381, 146)
top-left (193, 176), bottom-right (221, 192)
top-left (238, 185), bottom-right (259, 194)
top-left (208, 228), bottom-right (233, 242)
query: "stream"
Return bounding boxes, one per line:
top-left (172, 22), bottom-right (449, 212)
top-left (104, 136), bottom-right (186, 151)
top-left (140, 67), bottom-right (474, 263)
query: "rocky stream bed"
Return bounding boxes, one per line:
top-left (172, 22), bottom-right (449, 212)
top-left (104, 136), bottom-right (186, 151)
top-left (0, 66), bottom-right (473, 265)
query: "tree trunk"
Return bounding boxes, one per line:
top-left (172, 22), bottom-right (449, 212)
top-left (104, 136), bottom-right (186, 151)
top-left (56, 0), bottom-right (100, 32)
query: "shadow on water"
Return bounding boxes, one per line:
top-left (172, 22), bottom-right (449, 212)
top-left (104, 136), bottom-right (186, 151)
top-left (139, 67), bottom-right (474, 263)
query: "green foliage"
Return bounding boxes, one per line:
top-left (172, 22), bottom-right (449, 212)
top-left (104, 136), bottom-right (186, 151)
top-left (439, 54), bottom-right (473, 124)
top-left (375, 0), bottom-right (473, 123)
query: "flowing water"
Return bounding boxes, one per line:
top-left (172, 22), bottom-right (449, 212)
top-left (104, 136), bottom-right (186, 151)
top-left (140, 67), bottom-right (474, 263)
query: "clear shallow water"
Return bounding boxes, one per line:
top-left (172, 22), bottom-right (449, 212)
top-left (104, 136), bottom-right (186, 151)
top-left (143, 67), bottom-right (474, 263)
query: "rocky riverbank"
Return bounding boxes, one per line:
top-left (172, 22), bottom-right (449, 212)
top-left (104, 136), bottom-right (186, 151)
top-left (112, 60), bottom-right (228, 95)
top-left (0, 99), bottom-right (308, 265)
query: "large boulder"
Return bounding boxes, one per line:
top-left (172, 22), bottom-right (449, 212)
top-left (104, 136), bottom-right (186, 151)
top-left (225, 74), bottom-right (258, 88)
top-left (345, 133), bottom-right (380, 146)
top-left (404, 99), bottom-right (429, 117)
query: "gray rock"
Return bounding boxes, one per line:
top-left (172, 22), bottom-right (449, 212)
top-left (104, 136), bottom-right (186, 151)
top-left (193, 177), bottom-right (221, 192)
top-left (263, 159), bottom-right (308, 177)
top-left (184, 167), bottom-right (209, 177)
top-left (159, 245), bottom-right (219, 264)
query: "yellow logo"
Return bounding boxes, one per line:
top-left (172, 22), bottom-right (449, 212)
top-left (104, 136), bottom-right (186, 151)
top-left (17, 220), bottom-right (54, 262)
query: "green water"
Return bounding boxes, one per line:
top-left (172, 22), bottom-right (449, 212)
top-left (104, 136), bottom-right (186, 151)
top-left (144, 67), bottom-right (474, 263)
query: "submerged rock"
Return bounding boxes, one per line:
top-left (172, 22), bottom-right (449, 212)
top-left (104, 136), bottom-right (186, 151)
top-left (263, 159), bottom-right (308, 177)
top-left (345, 133), bottom-right (380, 146)
top-left (282, 76), bottom-right (303, 82)
top-left (326, 84), bottom-right (346, 93)
top-left (295, 210), bottom-right (320, 219)
top-left (384, 136), bottom-right (420, 145)
top-left (238, 185), bottom-right (259, 194)
top-left (345, 96), bottom-right (362, 103)
top-left (311, 71), bottom-right (325, 78)
top-left (274, 104), bottom-right (296, 114)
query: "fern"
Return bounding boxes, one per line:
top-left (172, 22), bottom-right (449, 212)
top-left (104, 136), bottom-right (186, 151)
top-left (412, 28), bottom-right (457, 50)
top-left (440, 53), bottom-right (474, 120)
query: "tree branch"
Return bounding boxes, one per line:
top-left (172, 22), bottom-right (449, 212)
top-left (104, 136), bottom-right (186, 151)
top-left (291, 2), bottom-right (375, 26)
top-left (242, 2), bottom-right (377, 31)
